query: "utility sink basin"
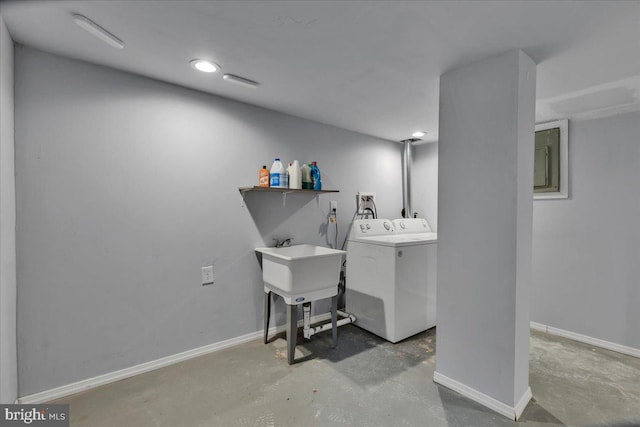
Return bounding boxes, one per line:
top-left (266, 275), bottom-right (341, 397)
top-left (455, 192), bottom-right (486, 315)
top-left (255, 244), bottom-right (346, 304)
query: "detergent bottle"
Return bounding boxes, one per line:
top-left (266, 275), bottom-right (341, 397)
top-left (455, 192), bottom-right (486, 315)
top-left (310, 161), bottom-right (322, 191)
top-left (301, 163), bottom-right (313, 189)
top-left (287, 160), bottom-right (302, 189)
top-left (270, 158), bottom-right (286, 188)
top-left (258, 165), bottom-right (269, 187)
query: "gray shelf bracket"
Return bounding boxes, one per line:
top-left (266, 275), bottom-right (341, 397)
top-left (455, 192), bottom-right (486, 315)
top-left (282, 191), bottom-right (294, 207)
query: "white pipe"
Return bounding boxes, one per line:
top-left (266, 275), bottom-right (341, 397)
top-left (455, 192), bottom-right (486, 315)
top-left (337, 310), bottom-right (356, 323)
top-left (303, 303), bottom-right (312, 339)
top-left (401, 139), bottom-right (416, 218)
top-left (305, 310), bottom-right (356, 338)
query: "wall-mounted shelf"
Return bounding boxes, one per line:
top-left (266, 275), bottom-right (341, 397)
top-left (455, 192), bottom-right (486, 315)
top-left (239, 186), bottom-right (339, 195)
top-left (239, 186), bottom-right (339, 207)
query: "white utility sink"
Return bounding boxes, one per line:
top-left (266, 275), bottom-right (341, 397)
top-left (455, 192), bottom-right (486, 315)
top-left (256, 244), bottom-right (348, 364)
top-left (255, 244), bottom-right (346, 304)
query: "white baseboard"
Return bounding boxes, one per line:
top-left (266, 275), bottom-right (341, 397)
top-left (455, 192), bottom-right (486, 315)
top-left (514, 386), bottom-right (533, 420)
top-left (18, 313), bottom-right (334, 404)
top-left (433, 371), bottom-right (531, 420)
top-left (529, 321), bottom-right (547, 332)
top-left (530, 322), bottom-right (640, 359)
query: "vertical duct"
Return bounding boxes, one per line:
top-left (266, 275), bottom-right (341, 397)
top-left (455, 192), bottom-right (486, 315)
top-left (401, 138), bottom-right (419, 218)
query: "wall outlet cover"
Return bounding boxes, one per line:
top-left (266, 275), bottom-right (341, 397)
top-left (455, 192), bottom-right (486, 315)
top-left (202, 265), bottom-right (214, 285)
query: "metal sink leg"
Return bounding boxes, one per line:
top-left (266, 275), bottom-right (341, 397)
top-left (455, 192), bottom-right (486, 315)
top-left (332, 295), bottom-right (338, 348)
top-left (263, 291), bottom-right (271, 344)
top-left (287, 303), bottom-right (297, 364)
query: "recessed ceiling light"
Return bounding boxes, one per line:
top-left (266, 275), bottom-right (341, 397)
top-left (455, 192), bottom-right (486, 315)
top-left (72, 14), bottom-right (124, 49)
top-left (412, 131), bottom-right (426, 138)
top-left (190, 59), bottom-right (220, 73)
top-left (223, 74), bottom-right (259, 88)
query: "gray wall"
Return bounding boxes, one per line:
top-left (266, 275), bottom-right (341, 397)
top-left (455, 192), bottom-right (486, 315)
top-left (412, 142), bottom-right (438, 231)
top-left (435, 50), bottom-right (535, 408)
top-left (532, 111), bottom-right (640, 349)
top-left (14, 46), bottom-right (403, 396)
top-left (0, 15), bottom-right (18, 404)
top-left (414, 111), bottom-right (640, 352)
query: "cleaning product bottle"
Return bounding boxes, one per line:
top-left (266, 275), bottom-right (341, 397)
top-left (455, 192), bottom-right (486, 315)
top-left (270, 158), bottom-right (286, 188)
top-left (301, 163), bottom-right (313, 189)
top-left (287, 160), bottom-right (302, 189)
top-left (284, 166), bottom-right (290, 188)
top-left (310, 161), bottom-right (322, 191)
top-left (258, 165), bottom-right (270, 187)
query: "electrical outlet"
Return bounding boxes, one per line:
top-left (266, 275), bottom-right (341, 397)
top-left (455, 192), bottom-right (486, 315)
top-left (330, 200), bottom-right (338, 211)
top-left (358, 192), bottom-right (376, 203)
top-left (201, 265), bottom-right (214, 285)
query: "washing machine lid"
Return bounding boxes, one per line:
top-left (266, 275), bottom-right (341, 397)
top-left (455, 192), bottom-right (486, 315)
top-left (349, 233), bottom-right (437, 247)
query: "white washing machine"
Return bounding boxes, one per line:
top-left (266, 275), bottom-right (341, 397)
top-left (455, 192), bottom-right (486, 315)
top-left (346, 218), bottom-right (437, 343)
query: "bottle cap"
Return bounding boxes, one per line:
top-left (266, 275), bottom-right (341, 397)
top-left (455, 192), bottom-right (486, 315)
top-left (275, 158), bottom-right (280, 161)
top-left (312, 161), bottom-right (317, 165)
top-left (262, 165), bottom-right (267, 168)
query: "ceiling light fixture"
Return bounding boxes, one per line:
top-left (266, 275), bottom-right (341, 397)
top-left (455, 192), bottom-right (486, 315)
top-left (190, 59), bottom-right (220, 73)
top-left (72, 14), bottom-right (125, 49)
top-left (412, 131), bottom-right (426, 138)
top-left (223, 74), bottom-right (259, 88)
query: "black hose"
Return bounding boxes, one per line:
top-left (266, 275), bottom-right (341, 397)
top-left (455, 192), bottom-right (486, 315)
top-left (370, 199), bottom-right (378, 219)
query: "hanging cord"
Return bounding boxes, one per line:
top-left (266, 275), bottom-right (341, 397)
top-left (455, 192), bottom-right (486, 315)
top-left (341, 207), bottom-right (360, 251)
top-left (332, 209), bottom-right (338, 250)
top-left (370, 198), bottom-right (378, 219)
top-left (338, 206), bottom-right (362, 306)
top-left (327, 207), bottom-right (339, 248)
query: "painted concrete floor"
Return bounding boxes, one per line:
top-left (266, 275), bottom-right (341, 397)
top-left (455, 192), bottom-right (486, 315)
top-left (52, 325), bottom-right (640, 427)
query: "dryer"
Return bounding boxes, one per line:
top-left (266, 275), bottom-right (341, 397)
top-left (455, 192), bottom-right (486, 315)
top-left (346, 219), bottom-right (437, 343)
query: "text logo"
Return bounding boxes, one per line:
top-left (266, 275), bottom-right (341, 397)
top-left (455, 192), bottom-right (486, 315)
top-left (1, 405), bottom-right (69, 426)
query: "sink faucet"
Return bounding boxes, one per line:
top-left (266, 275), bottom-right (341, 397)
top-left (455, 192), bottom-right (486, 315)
top-left (273, 238), bottom-right (293, 248)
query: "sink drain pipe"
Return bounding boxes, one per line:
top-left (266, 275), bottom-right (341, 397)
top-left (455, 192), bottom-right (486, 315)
top-left (303, 303), bottom-right (356, 339)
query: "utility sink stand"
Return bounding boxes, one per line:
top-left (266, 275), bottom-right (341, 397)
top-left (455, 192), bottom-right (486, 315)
top-left (263, 289), bottom-right (339, 364)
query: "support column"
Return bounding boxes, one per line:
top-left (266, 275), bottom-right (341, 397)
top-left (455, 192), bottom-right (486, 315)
top-left (433, 49), bottom-right (536, 420)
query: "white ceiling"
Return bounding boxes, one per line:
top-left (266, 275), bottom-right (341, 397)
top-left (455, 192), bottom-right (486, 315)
top-left (2, 0), bottom-right (639, 143)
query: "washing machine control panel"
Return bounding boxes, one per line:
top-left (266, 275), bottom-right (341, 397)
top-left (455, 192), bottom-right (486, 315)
top-left (351, 219), bottom-right (395, 236)
top-left (392, 218), bottom-right (432, 234)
